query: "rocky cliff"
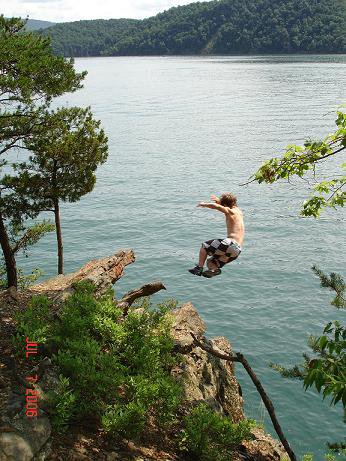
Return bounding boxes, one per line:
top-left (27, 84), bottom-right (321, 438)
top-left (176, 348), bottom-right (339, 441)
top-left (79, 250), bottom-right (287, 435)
top-left (0, 251), bottom-right (284, 460)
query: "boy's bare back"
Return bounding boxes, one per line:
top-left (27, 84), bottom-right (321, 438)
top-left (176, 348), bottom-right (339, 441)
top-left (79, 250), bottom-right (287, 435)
top-left (224, 206), bottom-right (244, 246)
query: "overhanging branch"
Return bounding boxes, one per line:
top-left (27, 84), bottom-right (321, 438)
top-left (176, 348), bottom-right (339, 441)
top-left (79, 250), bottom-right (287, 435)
top-left (117, 280), bottom-right (166, 315)
top-left (191, 333), bottom-right (297, 461)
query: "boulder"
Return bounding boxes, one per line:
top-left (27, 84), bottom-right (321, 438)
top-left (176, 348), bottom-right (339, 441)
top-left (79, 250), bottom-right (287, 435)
top-left (170, 302), bottom-right (284, 458)
top-left (171, 302), bottom-right (244, 422)
top-left (238, 427), bottom-right (284, 460)
top-left (0, 432), bottom-right (33, 461)
top-left (0, 414), bottom-right (50, 461)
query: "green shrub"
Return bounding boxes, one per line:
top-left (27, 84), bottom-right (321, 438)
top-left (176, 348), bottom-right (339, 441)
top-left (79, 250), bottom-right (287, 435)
top-left (0, 264), bottom-right (43, 290)
top-left (13, 295), bottom-right (53, 354)
top-left (180, 404), bottom-right (255, 461)
top-left (47, 375), bottom-right (76, 432)
top-left (14, 281), bottom-right (183, 439)
top-left (102, 402), bottom-right (147, 439)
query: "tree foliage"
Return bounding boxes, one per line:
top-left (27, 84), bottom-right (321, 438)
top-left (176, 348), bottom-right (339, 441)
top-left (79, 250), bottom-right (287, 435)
top-left (253, 110), bottom-right (346, 217)
top-left (40, 0), bottom-right (346, 57)
top-left (253, 109), bottom-right (345, 446)
top-left (270, 267), bottom-right (345, 419)
top-left (10, 107), bottom-right (108, 206)
top-left (4, 107), bottom-right (108, 274)
top-left (0, 16), bottom-right (108, 285)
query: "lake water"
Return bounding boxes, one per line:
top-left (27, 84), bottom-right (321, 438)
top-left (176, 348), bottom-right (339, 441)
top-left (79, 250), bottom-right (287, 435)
top-left (20, 55), bottom-right (346, 459)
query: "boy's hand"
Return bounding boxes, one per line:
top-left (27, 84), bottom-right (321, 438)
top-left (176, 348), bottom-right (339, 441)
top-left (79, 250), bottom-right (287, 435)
top-left (210, 195), bottom-right (220, 204)
top-left (197, 202), bottom-right (207, 207)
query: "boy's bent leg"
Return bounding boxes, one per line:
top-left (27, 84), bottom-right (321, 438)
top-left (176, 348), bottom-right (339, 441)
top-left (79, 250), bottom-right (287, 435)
top-left (188, 244), bottom-right (207, 276)
top-left (198, 245), bottom-right (208, 267)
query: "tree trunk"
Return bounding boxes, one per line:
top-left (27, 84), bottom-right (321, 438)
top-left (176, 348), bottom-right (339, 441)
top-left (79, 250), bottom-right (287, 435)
top-left (0, 211), bottom-right (17, 288)
top-left (54, 200), bottom-right (64, 275)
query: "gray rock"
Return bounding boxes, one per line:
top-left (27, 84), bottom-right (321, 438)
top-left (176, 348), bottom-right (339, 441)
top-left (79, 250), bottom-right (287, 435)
top-left (240, 427), bottom-right (284, 460)
top-left (171, 303), bottom-right (244, 422)
top-left (171, 302), bottom-right (205, 352)
top-left (0, 432), bottom-right (33, 461)
top-left (5, 395), bottom-right (25, 418)
top-left (9, 414), bottom-right (51, 455)
top-left (34, 440), bottom-right (52, 461)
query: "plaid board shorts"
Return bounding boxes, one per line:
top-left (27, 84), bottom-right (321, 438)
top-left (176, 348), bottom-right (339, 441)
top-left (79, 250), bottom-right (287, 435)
top-left (202, 238), bottom-right (242, 268)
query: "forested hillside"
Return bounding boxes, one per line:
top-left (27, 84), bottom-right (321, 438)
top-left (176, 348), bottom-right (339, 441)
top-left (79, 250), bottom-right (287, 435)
top-left (42, 0), bottom-right (346, 56)
top-left (26, 19), bottom-right (55, 30)
top-left (41, 18), bottom-right (140, 56)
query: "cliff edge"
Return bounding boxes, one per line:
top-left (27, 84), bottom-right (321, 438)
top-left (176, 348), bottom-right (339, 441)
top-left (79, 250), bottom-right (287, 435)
top-left (0, 251), bottom-right (284, 460)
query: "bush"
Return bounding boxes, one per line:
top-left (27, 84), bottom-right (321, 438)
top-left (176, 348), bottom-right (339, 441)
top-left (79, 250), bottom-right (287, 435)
top-left (102, 401), bottom-right (147, 439)
top-left (13, 295), bottom-right (53, 354)
top-left (1, 264), bottom-right (43, 291)
top-left (47, 375), bottom-right (76, 432)
top-left (180, 404), bottom-right (255, 461)
top-left (14, 281), bottom-right (183, 438)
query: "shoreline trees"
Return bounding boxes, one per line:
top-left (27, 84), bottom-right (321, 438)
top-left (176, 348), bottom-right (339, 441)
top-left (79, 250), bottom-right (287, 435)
top-left (0, 16), bottom-right (108, 286)
top-left (39, 0), bottom-right (346, 57)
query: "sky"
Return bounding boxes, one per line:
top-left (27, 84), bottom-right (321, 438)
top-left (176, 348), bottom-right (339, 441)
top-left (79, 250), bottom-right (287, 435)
top-left (1, 0), bottom-right (208, 23)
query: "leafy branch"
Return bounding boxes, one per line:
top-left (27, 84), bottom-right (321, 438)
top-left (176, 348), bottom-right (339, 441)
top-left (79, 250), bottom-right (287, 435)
top-left (252, 110), bottom-right (346, 217)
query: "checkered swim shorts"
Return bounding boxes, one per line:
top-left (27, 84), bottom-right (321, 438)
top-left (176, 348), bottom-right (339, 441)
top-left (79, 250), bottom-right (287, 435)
top-left (202, 238), bottom-right (242, 268)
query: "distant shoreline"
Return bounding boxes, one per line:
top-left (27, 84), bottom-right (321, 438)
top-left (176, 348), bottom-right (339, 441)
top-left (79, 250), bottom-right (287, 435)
top-left (39, 0), bottom-right (346, 59)
top-left (72, 53), bottom-right (346, 59)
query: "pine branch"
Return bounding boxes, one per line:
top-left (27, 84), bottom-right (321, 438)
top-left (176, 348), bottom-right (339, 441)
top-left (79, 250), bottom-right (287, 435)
top-left (312, 266), bottom-right (346, 309)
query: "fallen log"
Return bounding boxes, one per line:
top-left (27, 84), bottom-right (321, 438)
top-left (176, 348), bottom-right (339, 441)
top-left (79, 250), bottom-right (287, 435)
top-left (29, 250), bottom-right (135, 302)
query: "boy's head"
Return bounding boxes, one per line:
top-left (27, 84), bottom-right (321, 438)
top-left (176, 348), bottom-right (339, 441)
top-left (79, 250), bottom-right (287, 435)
top-left (220, 192), bottom-right (237, 208)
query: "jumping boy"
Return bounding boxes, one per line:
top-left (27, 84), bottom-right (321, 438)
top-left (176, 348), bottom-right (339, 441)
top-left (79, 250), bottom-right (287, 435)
top-left (188, 193), bottom-right (245, 278)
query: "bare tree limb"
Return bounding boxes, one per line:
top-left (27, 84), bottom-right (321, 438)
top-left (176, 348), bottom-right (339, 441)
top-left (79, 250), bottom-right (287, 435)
top-left (190, 333), bottom-right (297, 461)
top-left (191, 332), bottom-right (239, 361)
top-left (239, 177), bottom-right (256, 187)
top-left (327, 181), bottom-right (345, 202)
top-left (117, 280), bottom-right (166, 315)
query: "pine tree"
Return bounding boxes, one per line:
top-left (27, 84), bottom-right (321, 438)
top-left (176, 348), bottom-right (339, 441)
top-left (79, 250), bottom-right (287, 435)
top-left (0, 17), bottom-right (108, 285)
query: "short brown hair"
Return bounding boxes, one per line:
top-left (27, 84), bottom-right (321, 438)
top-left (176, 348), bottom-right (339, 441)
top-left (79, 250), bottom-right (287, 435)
top-left (220, 193), bottom-right (237, 208)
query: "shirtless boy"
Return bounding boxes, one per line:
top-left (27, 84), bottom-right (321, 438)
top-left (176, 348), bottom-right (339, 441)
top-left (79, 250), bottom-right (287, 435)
top-left (189, 193), bottom-right (245, 278)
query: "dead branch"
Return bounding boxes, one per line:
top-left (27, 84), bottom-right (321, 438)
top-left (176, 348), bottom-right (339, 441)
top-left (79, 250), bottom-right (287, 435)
top-left (191, 333), bottom-right (297, 461)
top-left (191, 332), bottom-right (239, 361)
top-left (117, 281), bottom-right (166, 315)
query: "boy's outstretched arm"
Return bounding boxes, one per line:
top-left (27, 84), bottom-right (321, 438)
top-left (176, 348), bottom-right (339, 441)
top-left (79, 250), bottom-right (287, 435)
top-left (210, 194), bottom-right (221, 204)
top-left (197, 202), bottom-right (229, 214)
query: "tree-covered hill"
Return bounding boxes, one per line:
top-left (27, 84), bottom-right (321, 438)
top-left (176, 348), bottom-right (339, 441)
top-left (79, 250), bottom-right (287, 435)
top-left (42, 0), bottom-right (346, 56)
top-left (41, 18), bottom-right (140, 56)
top-left (25, 19), bottom-right (55, 31)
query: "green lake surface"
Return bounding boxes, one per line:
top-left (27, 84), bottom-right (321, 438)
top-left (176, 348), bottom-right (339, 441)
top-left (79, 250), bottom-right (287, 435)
top-left (21, 55), bottom-right (346, 459)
